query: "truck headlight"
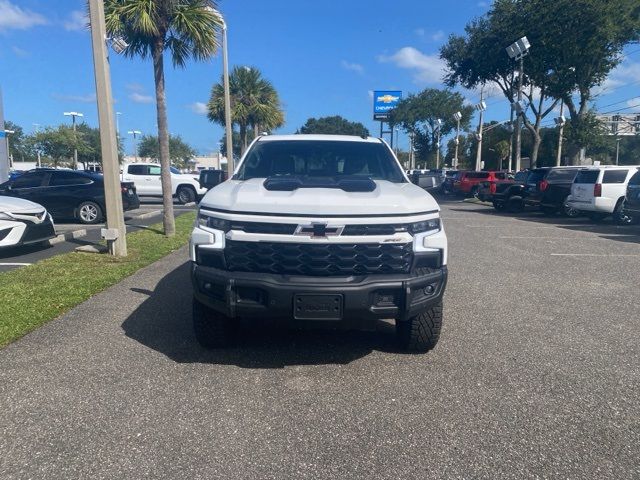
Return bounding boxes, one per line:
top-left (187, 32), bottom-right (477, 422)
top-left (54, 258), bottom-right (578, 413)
top-left (409, 218), bottom-right (440, 236)
top-left (197, 212), bottom-right (230, 232)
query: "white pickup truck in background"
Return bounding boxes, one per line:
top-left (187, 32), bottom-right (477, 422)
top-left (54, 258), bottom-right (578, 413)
top-left (121, 163), bottom-right (207, 204)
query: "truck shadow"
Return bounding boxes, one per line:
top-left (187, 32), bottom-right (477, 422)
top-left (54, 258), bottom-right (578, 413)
top-left (121, 262), bottom-right (405, 368)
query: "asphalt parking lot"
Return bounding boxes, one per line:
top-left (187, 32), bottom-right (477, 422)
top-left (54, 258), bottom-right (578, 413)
top-left (0, 201), bottom-right (196, 272)
top-left (1, 199), bottom-right (639, 479)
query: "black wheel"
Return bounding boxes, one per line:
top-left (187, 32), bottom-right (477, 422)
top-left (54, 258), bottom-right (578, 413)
top-left (193, 297), bottom-right (234, 348)
top-left (562, 197), bottom-right (580, 218)
top-left (177, 186), bottom-right (197, 204)
top-left (493, 200), bottom-right (506, 211)
top-left (506, 197), bottom-right (525, 213)
top-left (396, 303), bottom-right (443, 353)
top-left (470, 186), bottom-right (480, 199)
top-left (76, 201), bottom-right (103, 224)
top-left (613, 199), bottom-right (633, 225)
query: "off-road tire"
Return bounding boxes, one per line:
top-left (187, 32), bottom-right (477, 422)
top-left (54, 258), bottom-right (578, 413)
top-left (470, 186), bottom-right (479, 199)
top-left (193, 297), bottom-right (234, 348)
top-left (177, 186), bottom-right (197, 205)
top-left (396, 303), bottom-right (443, 353)
top-left (506, 196), bottom-right (525, 213)
top-left (493, 200), bottom-right (506, 211)
top-left (541, 206), bottom-right (557, 216)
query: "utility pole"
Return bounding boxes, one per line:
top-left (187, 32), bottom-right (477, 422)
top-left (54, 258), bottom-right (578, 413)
top-left (508, 104), bottom-right (514, 171)
top-left (4, 129), bottom-right (14, 168)
top-left (221, 19), bottom-right (234, 177)
top-left (128, 130), bottom-right (142, 161)
top-left (453, 111), bottom-right (462, 169)
top-left (33, 124), bottom-right (42, 167)
top-left (435, 119), bottom-right (442, 169)
top-left (88, 0), bottom-right (127, 256)
top-left (64, 111), bottom-right (83, 169)
top-left (475, 87), bottom-right (486, 171)
top-left (409, 131), bottom-right (415, 170)
top-left (615, 137), bottom-right (621, 166)
top-left (555, 102), bottom-right (565, 167)
top-left (515, 57), bottom-right (524, 171)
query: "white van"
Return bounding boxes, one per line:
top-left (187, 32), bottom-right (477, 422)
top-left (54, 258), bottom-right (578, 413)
top-left (567, 166), bottom-right (640, 224)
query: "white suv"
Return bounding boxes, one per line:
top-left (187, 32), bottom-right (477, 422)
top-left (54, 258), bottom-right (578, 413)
top-left (190, 135), bottom-right (448, 352)
top-left (567, 165), bottom-right (640, 224)
top-left (121, 163), bottom-right (207, 204)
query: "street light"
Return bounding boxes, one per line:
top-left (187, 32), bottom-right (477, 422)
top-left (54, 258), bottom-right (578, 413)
top-left (453, 111), bottom-right (462, 168)
top-left (3, 129), bottom-right (15, 168)
top-left (554, 103), bottom-right (566, 166)
top-left (33, 123), bottom-right (42, 167)
top-left (128, 130), bottom-right (142, 161)
top-left (474, 94), bottom-right (487, 171)
top-left (506, 36), bottom-right (531, 171)
top-left (206, 7), bottom-right (233, 177)
top-left (64, 111), bottom-right (84, 169)
top-left (435, 119), bottom-right (443, 169)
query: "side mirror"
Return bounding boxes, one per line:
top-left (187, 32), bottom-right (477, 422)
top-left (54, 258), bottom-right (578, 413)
top-left (199, 169), bottom-right (226, 190)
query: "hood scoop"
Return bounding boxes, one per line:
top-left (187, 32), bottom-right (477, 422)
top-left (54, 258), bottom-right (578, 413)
top-left (263, 175), bottom-right (377, 192)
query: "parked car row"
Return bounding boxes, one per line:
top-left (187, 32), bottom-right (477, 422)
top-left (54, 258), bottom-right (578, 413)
top-left (0, 169), bottom-right (140, 225)
top-left (478, 165), bottom-right (640, 224)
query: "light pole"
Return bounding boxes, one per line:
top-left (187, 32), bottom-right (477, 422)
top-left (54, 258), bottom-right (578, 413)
top-left (435, 119), bottom-right (442, 169)
top-left (33, 123), bottom-right (42, 167)
top-left (116, 112), bottom-right (122, 137)
top-left (474, 90), bottom-right (487, 171)
top-left (393, 126), bottom-right (400, 156)
top-left (615, 137), bottom-right (621, 166)
top-left (4, 129), bottom-right (14, 168)
top-left (506, 36), bottom-right (531, 172)
top-left (554, 103), bottom-right (566, 167)
top-left (409, 131), bottom-right (415, 170)
top-left (88, 0), bottom-right (127, 256)
top-left (64, 111), bottom-right (84, 169)
top-left (128, 130), bottom-right (142, 161)
top-left (453, 111), bottom-right (462, 169)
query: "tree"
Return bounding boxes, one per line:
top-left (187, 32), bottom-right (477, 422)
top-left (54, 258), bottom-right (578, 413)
top-left (31, 126), bottom-right (92, 168)
top-left (297, 116), bottom-right (369, 136)
top-left (389, 88), bottom-right (474, 168)
top-left (3, 121), bottom-right (35, 163)
top-left (440, 0), bottom-right (561, 168)
top-left (104, 0), bottom-right (222, 236)
top-left (138, 134), bottom-right (197, 169)
top-left (220, 129), bottom-right (254, 161)
top-left (208, 66), bottom-right (285, 155)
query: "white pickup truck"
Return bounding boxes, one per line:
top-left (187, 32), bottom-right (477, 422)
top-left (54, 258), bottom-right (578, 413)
top-left (121, 163), bottom-right (207, 204)
top-left (190, 135), bottom-right (448, 352)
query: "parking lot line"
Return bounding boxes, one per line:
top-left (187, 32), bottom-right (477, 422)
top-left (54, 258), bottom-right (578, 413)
top-left (550, 253), bottom-right (640, 257)
top-left (0, 262), bottom-right (32, 266)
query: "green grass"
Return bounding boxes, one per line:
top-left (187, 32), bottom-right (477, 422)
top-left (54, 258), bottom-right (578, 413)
top-left (0, 212), bottom-right (195, 348)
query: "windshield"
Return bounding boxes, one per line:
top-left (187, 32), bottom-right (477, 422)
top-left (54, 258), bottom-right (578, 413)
top-left (170, 167), bottom-right (180, 174)
top-left (236, 140), bottom-right (405, 183)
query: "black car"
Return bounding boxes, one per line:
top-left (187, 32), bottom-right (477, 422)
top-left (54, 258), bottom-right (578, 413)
top-left (523, 167), bottom-right (582, 217)
top-left (0, 169), bottom-right (140, 224)
top-left (624, 168), bottom-right (640, 220)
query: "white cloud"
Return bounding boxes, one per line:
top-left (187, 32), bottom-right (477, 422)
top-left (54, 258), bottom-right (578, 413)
top-left (129, 92), bottom-right (154, 104)
top-left (341, 60), bottom-right (364, 74)
top-left (189, 102), bottom-right (208, 115)
top-left (431, 30), bottom-right (445, 42)
top-left (0, 1), bottom-right (47, 31)
top-left (478, 1), bottom-right (490, 8)
top-left (64, 10), bottom-right (87, 32)
top-left (377, 47), bottom-right (446, 85)
top-left (52, 93), bottom-right (96, 103)
top-left (627, 98), bottom-right (640, 108)
top-left (414, 28), bottom-right (425, 37)
top-left (11, 46), bottom-right (29, 57)
top-left (126, 82), bottom-right (145, 92)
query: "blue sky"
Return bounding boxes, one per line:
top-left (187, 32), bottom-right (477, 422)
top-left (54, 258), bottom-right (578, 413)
top-left (1, 0), bottom-right (639, 156)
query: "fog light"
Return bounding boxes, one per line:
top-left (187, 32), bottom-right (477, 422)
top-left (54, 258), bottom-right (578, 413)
top-left (204, 282), bottom-right (212, 290)
top-left (424, 285), bottom-right (435, 295)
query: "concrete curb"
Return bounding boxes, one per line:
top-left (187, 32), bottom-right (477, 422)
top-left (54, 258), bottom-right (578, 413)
top-left (48, 228), bottom-right (88, 246)
top-left (135, 210), bottom-right (162, 220)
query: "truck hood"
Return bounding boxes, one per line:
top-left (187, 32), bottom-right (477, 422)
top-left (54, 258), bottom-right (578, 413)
top-left (200, 179), bottom-right (440, 216)
top-left (0, 195), bottom-right (46, 214)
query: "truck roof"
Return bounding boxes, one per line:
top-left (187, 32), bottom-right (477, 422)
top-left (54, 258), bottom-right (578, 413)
top-left (257, 134), bottom-right (382, 143)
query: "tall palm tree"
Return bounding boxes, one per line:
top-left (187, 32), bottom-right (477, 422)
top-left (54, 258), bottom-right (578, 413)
top-left (104, 0), bottom-right (222, 236)
top-left (208, 66), bottom-right (284, 155)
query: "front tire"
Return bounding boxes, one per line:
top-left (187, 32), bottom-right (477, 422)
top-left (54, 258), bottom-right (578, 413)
top-left (177, 186), bottom-right (196, 205)
top-left (562, 197), bottom-right (580, 218)
top-left (193, 297), bottom-right (234, 348)
top-left (396, 303), bottom-right (443, 352)
top-left (76, 201), bottom-right (103, 224)
top-left (613, 199), bottom-right (633, 225)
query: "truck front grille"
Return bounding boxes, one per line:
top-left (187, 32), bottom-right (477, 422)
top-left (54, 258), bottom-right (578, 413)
top-left (224, 240), bottom-right (413, 276)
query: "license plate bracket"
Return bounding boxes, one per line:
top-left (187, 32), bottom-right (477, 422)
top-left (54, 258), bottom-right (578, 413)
top-left (294, 294), bottom-right (343, 320)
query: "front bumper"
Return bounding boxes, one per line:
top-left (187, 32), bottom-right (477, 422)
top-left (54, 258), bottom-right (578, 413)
top-left (192, 264), bottom-right (447, 324)
top-left (0, 217), bottom-right (55, 249)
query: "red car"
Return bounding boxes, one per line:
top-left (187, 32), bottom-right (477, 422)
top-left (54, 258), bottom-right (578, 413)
top-left (453, 171), bottom-right (509, 197)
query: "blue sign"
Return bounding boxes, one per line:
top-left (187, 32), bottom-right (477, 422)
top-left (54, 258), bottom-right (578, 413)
top-left (0, 131), bottom-right (5, 138)
top-left (373, 90), bottom-right (402, 120)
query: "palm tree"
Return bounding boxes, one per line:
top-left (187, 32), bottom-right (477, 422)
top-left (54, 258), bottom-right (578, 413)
top-left (208, 66), bottom-right (284, 155)
top-left (104, 0), bottom-right (222, 236)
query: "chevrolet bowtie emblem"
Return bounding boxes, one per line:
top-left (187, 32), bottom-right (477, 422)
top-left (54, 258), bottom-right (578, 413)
top-left (294, 223), bottom-right (344, 238)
